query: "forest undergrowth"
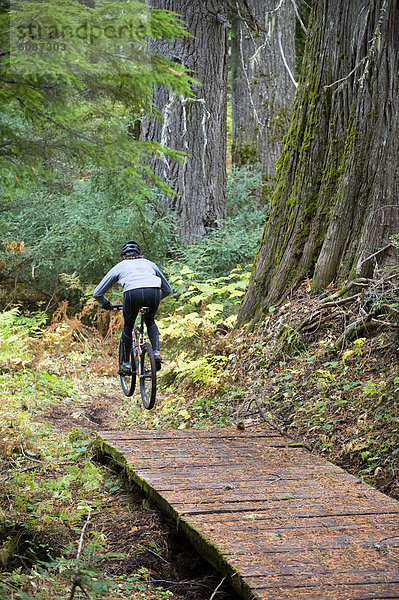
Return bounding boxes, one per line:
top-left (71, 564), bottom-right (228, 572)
top-left (0, 265), bottom-right (398, 599)
top-left (0, 303), bottom-right (241, 600)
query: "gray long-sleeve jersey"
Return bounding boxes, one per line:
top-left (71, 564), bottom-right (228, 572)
top-left (93, 258), bottom-right (172, 307)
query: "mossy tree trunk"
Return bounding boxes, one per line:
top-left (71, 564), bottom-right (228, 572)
top-left (231, 0), bottom-right (296, 191)
top-left (142, 0), bottom-right (228, 241)
top-left (239, 0), bottom-right (399, 323)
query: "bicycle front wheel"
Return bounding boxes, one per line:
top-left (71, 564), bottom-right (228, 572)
top-left (119, 339), bottom-right (136, 397)
top-left (139, 343), bottom-right (157, 409)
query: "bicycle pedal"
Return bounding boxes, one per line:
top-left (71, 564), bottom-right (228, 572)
top-left (118, 362), bottom-right (132, 376)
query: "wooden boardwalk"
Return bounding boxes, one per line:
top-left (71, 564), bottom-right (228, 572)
top-left (97, 426), bottom-right (399, 600)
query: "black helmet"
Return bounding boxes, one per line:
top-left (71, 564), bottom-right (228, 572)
top-left (121, 240), bottom-right (141, 257)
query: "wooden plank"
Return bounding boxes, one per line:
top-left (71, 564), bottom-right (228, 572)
top-left (188, 512), bottom-right (399, 530)
top-left (117, 441), bottom-right (310, 459)
top-left (99, 426), bottom-right (282, 439)
top-left (225, 546), bottom-right (399, 577)
top-left (96, 427), bottom-right (399, 600)
top-left (185, 517), bottom-right (399, 553)
top-left (163, 490), bottom-right (399, 513)
top-left (149, 478), bottom-right (393, 502)
top-left (99, 429), bottom-right (283, 445)
top-left (245, 582), bottom-right (399, 600)
top-left (122, 460), bottom-right (356, 480)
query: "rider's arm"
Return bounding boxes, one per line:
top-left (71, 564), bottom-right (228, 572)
top-left (93, 267), bottom-right (119, 307)
top-left (155, 268), bottom-right (172, 299)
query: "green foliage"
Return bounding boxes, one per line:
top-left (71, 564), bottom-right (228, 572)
top-left (250, 328), bottom-right (399, 488)
top-left (159, 264), bottom-right (250, 349)
top-left (164, 353), bottom-right (228, 387)
top-left (0, 0), bottom-right (199, 308)
top-left (0, 160), bottom-right (265, 309)
top-left (1, 0), bottom-right (195, 195)
top-left (0, 175), bottom-right (176, 302)
top-left (0, 308), bottom-right (46, 364)
top-left (156, 265), bottom-right (249, 395)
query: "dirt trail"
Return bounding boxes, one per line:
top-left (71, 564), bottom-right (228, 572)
top-left (43, 392), bottom-right (123, 432)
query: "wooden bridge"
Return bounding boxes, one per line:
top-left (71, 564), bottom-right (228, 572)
top-left (96, 426), bottom-right (399, 600)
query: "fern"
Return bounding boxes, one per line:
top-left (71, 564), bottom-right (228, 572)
top-left (0, 309), bottom-right (46, 364)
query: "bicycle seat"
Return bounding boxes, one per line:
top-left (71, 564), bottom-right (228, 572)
top-left (140, 306), bottom-right (150, 314)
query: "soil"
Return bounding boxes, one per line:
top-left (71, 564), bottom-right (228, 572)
top-left (42, 392), bottom-right (123, 431)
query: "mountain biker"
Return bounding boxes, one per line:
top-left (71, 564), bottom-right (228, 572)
top-left (93, 241), bottom-right (172, 374)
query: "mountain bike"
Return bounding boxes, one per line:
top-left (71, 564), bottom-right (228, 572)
top-left (110, 304), bottom-right (157, 410)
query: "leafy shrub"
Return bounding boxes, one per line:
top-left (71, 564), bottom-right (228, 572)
top-left (160, 265), bottom-right (250, 345)
top-left (157, 264), bottom-right (249, 393)
top-left (0, 176), bottom-right (175, 305)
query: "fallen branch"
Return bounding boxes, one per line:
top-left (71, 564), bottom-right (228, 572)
top-left (320, 279), bottom-right (370, 304)
top-left (209, 576), bottom-right (226, 600)
top-left (370, 318), bottom-right (399, 328)
top-left (69, 511), bottom-right (92, 600)
top-left (0, 579), bottom-right (20, 591)
top-left (319, 292), bottom-right (361, 309)
top-left (299, 312), bottom-right (337, 334)
top-left (19, 443), bottom-right (47, 464)
top-left (138, 544), bottom-right (172, 565)
top-left (252, 397), bottom-right (313, 451)
top-left (298, 295), bottom-right (361, 333)
top-left (76, 510), bottom-right (91, 560)
top-left (149, 578), bottom-right (216, 591)
top-left (356, 243), bottom-right (394, 272)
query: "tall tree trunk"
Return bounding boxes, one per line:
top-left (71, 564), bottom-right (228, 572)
top-left (142, 0), bottom-right (228, 241)
top-left (231, 0), bottom-right (296, 191)
top-left (239, 0), bottom-right (399, 323)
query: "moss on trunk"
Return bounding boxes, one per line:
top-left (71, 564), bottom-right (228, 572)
top-left (239, 0), bottom-right (399, 324)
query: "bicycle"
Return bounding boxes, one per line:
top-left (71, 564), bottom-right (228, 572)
top-left (110, 304), bottom-right (157, 410)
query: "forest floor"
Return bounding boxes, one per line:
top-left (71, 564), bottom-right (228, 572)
top-left (1, 284), bottom-right (398, 599)
top-left (1, 368), bottom-right (242, 600)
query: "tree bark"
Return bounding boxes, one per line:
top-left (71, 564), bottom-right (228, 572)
top-left (142, 0), bottom-right (228, 241)
top-left (231, 0), bottom-right (296, 191)
top-left (239, 0), bottom-right (399, 323)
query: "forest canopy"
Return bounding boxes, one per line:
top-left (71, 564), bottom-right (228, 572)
top-left (1, 1), bottom-right (398, 318)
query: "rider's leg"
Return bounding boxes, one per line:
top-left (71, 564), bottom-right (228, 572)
top-left (121, 290), bottom-right (140, 363)
top-left (141, 288), bottom-right (161, 351)
top-left (140, 289), bottom-right (162, 370)
top-left (146, 321), bottom-right (160, 352)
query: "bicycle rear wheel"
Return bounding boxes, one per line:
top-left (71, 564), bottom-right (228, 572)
top-left (118, 339), bottom-right (136, 397)
top-left (139, 343), bottom-right (157, 409)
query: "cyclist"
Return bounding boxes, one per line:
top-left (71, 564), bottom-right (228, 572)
top-left (93, 241), bottom-right (172, 374)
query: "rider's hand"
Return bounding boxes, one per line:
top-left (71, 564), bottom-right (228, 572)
top-left (102, 301), bottom-right (112, 311)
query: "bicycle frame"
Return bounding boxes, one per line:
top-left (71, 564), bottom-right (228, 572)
top-left (132, 311), bottom-right (148, 378)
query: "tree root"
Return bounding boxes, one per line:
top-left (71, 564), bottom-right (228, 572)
top-left (294, 273), bottom-right (399, 348)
